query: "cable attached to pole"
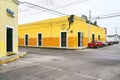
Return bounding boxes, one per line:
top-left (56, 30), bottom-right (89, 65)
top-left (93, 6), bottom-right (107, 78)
top-left (18, 1), bottom-right (68, 16)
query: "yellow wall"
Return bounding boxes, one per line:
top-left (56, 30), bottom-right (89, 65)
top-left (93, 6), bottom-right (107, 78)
top-left (70, 20), bottom-right (106, 46)
top-left (19, 16), bottom-right (106, 48)
top-left (0, 0), bottom-right (18, 57)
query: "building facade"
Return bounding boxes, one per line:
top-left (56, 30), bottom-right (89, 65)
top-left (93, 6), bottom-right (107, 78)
top-left (0, 0), bottom-right (18, 57)
top-left (19, 15), bottom-right (106, 49)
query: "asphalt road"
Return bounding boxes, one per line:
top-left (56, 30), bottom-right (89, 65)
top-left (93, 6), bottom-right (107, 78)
top-left (0, 44), bottom-right (120, 80)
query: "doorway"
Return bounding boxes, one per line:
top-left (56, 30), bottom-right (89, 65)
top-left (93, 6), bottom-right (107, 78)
top-left (61, 32), bottom-right (67, 47)
top-left (25, 34), bottom-right (28, 46)
top-left (78, 32), bottom-right (83, 47)
top-left (38, 33), bottom-right (42, 46)
top-left (98, 35), bottom-right (100, 41)
top-left (92, 34), bottom-right (95, 42)
top-left (6, 27), bottom-right (13, 52)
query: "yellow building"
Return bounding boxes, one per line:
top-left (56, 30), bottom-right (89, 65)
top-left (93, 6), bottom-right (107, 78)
top-left (0, 0), bottom-right (18, 57)
top-left (19, 15), bottom-right (106, 49)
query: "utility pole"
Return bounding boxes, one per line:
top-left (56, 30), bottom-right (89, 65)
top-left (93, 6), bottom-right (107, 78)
top-left (88, 10), bottom-right (91, 43)
top-left (115, 27), bottom-right (117, 40)
top-left (50, 0), bottom-right (53, 7)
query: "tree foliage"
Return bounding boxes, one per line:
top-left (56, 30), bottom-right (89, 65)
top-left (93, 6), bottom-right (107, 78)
top-left (81, 15), bottom-right (99, 27)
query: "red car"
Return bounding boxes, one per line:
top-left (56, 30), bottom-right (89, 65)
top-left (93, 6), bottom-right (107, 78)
top-left (88, 41), bottom-right (103, 48)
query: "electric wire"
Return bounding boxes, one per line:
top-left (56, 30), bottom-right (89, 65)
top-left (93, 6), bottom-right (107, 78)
top-left (18, 0), bottom-right (90, 16)
top-left (92, 12), bottom-right (120, 20)
top-left (19, 1), bottom-right (68, 16)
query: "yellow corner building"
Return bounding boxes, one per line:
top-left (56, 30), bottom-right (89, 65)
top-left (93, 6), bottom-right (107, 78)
top-left (0, 0), bottom-right (18, 57)
top-left (19, 15), bottom-right (106, 49)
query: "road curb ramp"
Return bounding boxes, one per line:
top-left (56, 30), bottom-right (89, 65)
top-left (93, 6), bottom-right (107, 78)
top-left (0, 52), bottom-right (27, 64)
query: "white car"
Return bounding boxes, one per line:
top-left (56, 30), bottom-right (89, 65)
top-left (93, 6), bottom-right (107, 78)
top-left (102, 41), bottom-right (108, 46)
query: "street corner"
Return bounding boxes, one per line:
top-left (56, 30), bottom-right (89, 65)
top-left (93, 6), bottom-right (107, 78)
top-left (0, 52), bottom-right (27, 65)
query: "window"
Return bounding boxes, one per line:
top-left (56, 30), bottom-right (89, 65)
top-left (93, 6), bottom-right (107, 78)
top-left (92, 34), bottom-right (95, 42)
top-left (98, 35), bottom-right (100, 41)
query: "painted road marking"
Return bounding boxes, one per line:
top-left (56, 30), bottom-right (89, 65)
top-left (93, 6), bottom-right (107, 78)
top-left (18, 60), bottom-right (32, 64)
top-left (39, 65), bottom-right (103, 80)
top-left (75, 73), bottom-right (103, 80)
top-left (18, 61), bottom-right (103, 80)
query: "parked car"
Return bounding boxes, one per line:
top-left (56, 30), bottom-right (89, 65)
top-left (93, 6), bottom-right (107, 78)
top-left (88, 42), bottom-right (97, 48)
top-left (102, 41), bottom-right (108, 47)
top-left (88, 41), bottom-right (103, 48)
top-left (113, 41), bottom-right (119, 44)
top-left (107, 41), bottom-right (113, 45)
top-left (97, 41), bottom-right (103, 47)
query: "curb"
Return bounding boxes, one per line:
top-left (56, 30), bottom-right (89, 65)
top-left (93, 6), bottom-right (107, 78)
top-left (19, 46), bottom-right (87, 50)
top-left (0, 52), bottom-right (27, 65)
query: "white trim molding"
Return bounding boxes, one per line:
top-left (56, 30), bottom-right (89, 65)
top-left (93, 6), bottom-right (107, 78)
top-left (37, 32), bottom-right (42, 47)
top-left (60, 31), bottom-right (68, 48)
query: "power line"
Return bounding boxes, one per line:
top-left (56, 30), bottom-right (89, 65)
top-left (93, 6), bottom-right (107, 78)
top-left (37, 0), bottom-right (89, 9)
top-left (32, 0), bottom-right (83, 8)
top-left (18, 0), bottom-right (90, 16)
top-left (52, 0), bottom-right (90, 9)
top-left (18, 1), bottom-right (68, 16)
top-left (92, 12), bottom-right (120, 20)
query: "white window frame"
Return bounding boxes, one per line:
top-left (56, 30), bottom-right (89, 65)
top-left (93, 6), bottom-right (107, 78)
top-left (37, 32), bottom-right (42, 47)
top-left (77, 31), bottom-right (83, 47)
top-left (60, 31), bottom-right (68, 48)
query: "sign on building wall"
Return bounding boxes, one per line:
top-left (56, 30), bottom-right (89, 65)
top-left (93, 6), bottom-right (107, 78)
top-left (6, 8), bottom-right (15, 17)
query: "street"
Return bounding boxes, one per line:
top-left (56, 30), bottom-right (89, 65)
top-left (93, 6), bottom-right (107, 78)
top-left (0, 44), bottom-right (120, 80)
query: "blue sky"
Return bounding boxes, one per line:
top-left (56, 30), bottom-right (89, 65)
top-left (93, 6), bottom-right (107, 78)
top-left (19, 0), bottom-right (120, 35)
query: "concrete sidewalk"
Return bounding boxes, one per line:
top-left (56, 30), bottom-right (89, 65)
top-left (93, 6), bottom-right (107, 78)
top-left (0, 52), bottom-right (27, 64)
